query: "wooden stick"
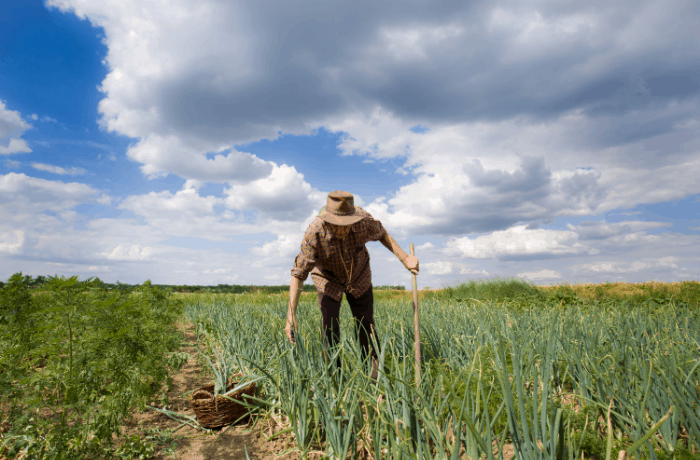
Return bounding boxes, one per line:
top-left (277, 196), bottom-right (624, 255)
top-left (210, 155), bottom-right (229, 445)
top-left (410, 243), bottom-right (421, 387)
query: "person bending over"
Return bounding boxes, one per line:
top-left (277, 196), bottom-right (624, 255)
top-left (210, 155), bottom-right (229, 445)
top-left (286, 190), bottom-right (419, 380)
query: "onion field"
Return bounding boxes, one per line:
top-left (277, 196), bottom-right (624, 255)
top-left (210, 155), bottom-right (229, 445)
top-left (184, 280), bottom-right (700, 460)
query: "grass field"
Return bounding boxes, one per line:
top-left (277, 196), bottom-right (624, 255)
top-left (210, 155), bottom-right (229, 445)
top-left (2, 277), bottom-right (699, 459)
top-left (182, 279), bottom-right (700, 460)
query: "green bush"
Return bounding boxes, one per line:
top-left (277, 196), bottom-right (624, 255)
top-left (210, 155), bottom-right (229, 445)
top-left (0, 274), bottom-right (184, 459)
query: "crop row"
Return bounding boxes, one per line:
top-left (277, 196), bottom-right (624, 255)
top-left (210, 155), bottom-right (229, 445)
top-left (185, 286), bottom-right (700, 460)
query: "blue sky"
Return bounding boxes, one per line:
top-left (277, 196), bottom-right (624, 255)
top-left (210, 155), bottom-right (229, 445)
top-left (1, 0), bottom-right (699, 288)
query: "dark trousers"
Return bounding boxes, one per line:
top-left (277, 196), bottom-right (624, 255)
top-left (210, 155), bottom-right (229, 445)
top-left (317, 285), bottom-right (380, 369)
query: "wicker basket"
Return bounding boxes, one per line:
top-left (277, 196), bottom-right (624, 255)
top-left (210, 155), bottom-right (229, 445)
top-left (190, 374), bottom-right (256, 429)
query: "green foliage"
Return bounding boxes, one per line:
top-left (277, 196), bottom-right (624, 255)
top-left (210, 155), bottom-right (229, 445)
top-left (5, 274), bottom-right (697, 459)
top-left (112, 434), bottom-right (156, 459)
top-left (437, 277), bottom-right (546, 305)
top-left (430, 278), bottom-right (700, 312)
top-left (0, 273), bottom-right (184, 460)
top-left (19, 275), bottom-right (406, 294)
top-left (183, 278), bottom-right (700, 459)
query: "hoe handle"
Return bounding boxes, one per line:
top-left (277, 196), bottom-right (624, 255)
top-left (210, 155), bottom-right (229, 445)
top-left (411, 243), bottom-right (421, 387)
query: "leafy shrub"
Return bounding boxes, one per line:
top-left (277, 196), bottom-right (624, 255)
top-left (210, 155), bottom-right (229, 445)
top-left (0, 274), bottom-right (184, 459)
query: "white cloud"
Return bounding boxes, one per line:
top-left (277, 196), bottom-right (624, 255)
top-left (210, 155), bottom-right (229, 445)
top-left (249, 233), bottom-right (300, 260)
top-left (445, 225), bottom-right (592, 260)
top-left (41, 0), bottom-right (700, 241)
top-left (202, 268), bottom-right (234, 275)
top-left (0, 173), bottom-right (106, 221)
top-left (0, 101), bottom-right (32, 155)
top-left (0, 230), bottom-right (24, 253)
top-left (93, 194), bottom-right (112, 205)
top-left (459, 268), bottom-right (489, 276)
top-left (518, 269), bottom-right (563, 281)
top-left (2, 169), bottom-right (697, 288)
top-left (113, 176), bottom-right (322, 244)
top-left (86, 265), bottom-right (110, 272)
top-left (329, 105), bottom-right (700, 239)
top-left (424, 261), bottom-right (455, 275)
top-left (31, 163), bottom-right (87, 175)
top-left (0, 139), bottom-right (32, 155)
top-left (2, 0), bottom-right (698, 288)
top-left (103, 244), bottom-right (153, 261)
top-left (119, 186), bottom-right (220, 220)
top-left (5, 160), bottom-right (20, 169)
top-left (438, 220), bottom-right (679, 267)
top-left (223, 163), bottom-right (327, 221)
top-left (569, 220), bottom-right (671, 240)
top-left (125, 134), bottom-right (274, 182)
top-left (420, 260), bottom-right (489, 277)
top-left (572, 257), bottom-right (678, 274)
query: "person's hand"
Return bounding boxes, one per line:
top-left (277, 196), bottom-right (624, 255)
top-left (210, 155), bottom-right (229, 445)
top-left (403, 254), bottom-right (419, 275)
top-left (285, 313), bottom-right (297, 345)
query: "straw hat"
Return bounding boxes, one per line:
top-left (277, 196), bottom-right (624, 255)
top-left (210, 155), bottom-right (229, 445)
top-left (318, 191), bottom-right (365, 226)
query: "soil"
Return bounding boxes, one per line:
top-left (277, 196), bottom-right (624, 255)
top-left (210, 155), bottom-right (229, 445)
top-left (117, 320), bottom-right (316, 460)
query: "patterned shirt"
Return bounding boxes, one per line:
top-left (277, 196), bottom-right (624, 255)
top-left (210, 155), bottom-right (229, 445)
top-left (291, 206), bottom-right (388, 301)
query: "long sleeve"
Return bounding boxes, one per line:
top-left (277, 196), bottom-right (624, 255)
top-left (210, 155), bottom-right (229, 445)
top-left (291, 221), bottom-right (321, 281)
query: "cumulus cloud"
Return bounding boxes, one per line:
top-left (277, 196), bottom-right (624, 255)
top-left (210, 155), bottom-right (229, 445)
top-left (424, 261), bottom-right (456, 275)
top-left (572, 257), bottom-right (678, 274)
top-left (518, 269), bottom-right (563, 281)
top-left (45, 0), bottom-right (700, 197)
top-left (125, 134), bottom-right (274, 182)
top-left (0, 230), bottom-right (24, 253)
top-left (421, 261), bottom-right (489, 277)
top-left (223, 164), bottom-right (327, 221)
top-left (248, 232), bottom-right (318, 281)
top-left (249, 233), bottom-right (300, 260)
top-left (103, 244), bottom-right (153, 261)
top-left (570, 220), bottom-right (671, 240)
top-left (460, 268), bottom-right (489, 276)
top-left (338, 108), bottom-right (697, 239)
top-left (119, 186), bottom-right (221, 221)
top-left (31, 163), bottom-right (87, 175)
top-left (4, 0), bottom-right (696, 287)
top-left (0, 140), bottom-right (32, 155)
top-left (0, 101), bottom-right (32, 155)
top-left (440, 220), bottom-right (679, 265)
top-left (444, 225), bottom-right (593, 261)
top-left (0, 173), bottom-right (107, 221)
top-left (37, 0), bottom-right (700, 252)
top-left (113, 174), bottom-right (326, 243)
top-left (2, 167), bottom-right (697, 288)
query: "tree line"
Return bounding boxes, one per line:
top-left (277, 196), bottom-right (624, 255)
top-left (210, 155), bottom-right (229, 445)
top-left (0, 274), bottom-right (405, 294)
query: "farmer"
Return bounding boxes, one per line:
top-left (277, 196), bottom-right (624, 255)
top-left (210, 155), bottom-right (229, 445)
top-left (286, 190), bottom-right (419, 379)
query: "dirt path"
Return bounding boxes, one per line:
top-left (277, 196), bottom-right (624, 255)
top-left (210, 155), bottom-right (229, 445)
top-left (119, 320), bottom-right (307, 460)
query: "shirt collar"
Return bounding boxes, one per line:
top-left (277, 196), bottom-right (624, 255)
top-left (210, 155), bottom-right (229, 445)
top-left (321, 221), bottom-right (355, 240)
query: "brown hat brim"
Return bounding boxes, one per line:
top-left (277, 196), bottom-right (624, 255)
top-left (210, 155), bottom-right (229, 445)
top-left (318, 209), bottom-right (364, 226)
